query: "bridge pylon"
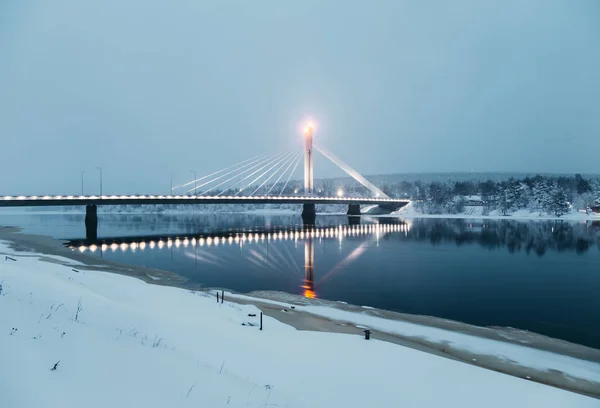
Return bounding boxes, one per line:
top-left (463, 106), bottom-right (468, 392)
top-left (303, 125), bottom-right (314, 195)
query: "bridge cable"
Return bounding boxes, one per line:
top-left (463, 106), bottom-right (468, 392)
top-left (204, 150), bottom-right (294, 197)
top-left (249, 149), bottom-right (302, 196)
top-left (186, 148), bottom-right (291, 194)
top-left (314, 145), bottom-right (390, 199)
top-left (213, 148), bottom-right (296, 196)
top-left (250, 149), bottom-right (303, 196)
top-left (175, 148), bottom-right (286, 192)
top-left (239, 149), bottom-right (300, 196)
top-left (266, 150), bottom-right (303, 196)
top-left (186, 148), bottom-right (289, 194)
top-left (200, 148), bottom-right (295, 196)
top-left (279, 150), bottom-right (304, 196)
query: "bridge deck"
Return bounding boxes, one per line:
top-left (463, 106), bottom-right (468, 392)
top-left (0, 195), bottom-right (409, 207)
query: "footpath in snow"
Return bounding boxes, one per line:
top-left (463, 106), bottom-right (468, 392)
top-left (1, 241), bottom-right (599, 408)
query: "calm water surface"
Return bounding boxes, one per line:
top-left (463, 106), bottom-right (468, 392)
top-left (1, 211), bottom-right (599, 349)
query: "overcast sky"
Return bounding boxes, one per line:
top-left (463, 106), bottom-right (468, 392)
top-left (1, 0), bottom-right (599, 195)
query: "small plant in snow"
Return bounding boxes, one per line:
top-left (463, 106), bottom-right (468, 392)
top-left (74, 299), bottom-right (82, 322)
top-left (151, 336), bottom-right (163, 348)
top-left (113, 328), bottom-right (123, 340)
top-left (46, 303), bottom-right (62, 320)
top-left (185, 382), bottom-right (196, 398)
top-left (9, 328), bottom-right (18, 336)
top-left (262, 385), bottom-right (273, 407)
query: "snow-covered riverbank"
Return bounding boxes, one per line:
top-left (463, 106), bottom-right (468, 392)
top-left (1, 239), bottom-right (599, 407)
top-left (391, 202), bottom-right (598, 221)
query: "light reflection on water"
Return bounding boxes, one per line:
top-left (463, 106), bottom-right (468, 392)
top-left (69, 221), bottom-right (412, 300)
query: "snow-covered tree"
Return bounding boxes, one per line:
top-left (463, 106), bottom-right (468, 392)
top-left (530, 179), bottom-right (552, 213)
top-left (497, 188), bottom-right (511, 216)
top-left (550, 187), bottom-right (570, 217)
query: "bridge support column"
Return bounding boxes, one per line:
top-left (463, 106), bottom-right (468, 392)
top-left (85, 205), bottom-right (98, 242)
top-left (347, 203), bottom-right (361, 217)
top-left (348, 216), bottom-right (361, 226)
top-left (301, 203), bottom-right (316, 224)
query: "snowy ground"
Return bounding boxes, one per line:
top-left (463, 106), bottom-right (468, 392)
top-left (392, 202), bottom-right (598, 221)
top-left (1, 242), bottom-right (599, 407)
top-left (230, 294), bottom-right (600, 385)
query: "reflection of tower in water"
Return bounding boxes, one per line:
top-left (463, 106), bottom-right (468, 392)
top-left (302, 234), bottom-right (315, 298)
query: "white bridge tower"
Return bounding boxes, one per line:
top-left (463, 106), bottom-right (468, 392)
top-left (303, 125), bottom-right (314, 194)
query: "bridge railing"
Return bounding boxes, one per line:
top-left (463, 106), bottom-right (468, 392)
top-left (0, 194), bottom-right (408, 203)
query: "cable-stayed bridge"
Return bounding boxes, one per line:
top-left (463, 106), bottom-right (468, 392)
top-left (0, 126), bottom-right (409, 239)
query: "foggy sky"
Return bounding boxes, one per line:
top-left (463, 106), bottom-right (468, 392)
top-left (1, 0), bottom-right (599, 195)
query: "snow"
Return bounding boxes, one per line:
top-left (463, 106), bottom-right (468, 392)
top-left (392, 201), bottom-right (597, 221)
top-left (229, 295), bottom-right (600, 384)
top-left (308, 307), bottom-right (600, 382)
top-left (1, 242), bottom-right (599, 407)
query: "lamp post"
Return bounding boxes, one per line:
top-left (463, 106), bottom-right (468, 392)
top-left (190, 170), bottom-right (197, 196)
top-left (81, 170), bottom-right (84, 196)
top-left (96, 167), bottom-right (102, 196)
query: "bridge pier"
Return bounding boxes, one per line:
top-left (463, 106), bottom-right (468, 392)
top-left (348, 216), bottom-right (361, 226)
top-left (347, 203), bottom-right (361, 217)
top-left (85, 205), bottom-right (98, 242)
top-left (301, 203), bottom-right (316, 224)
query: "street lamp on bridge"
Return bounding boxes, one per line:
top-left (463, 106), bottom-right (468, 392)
top-left (81, 170), bottom-right (84, 196)
top-left (96, 167), bottom-right (102, 197)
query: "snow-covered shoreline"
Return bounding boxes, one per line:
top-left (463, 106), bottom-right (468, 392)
top-left (390, 202), bottom-right (599, 221)
top-left (1, 232), bottom-right (600, 406)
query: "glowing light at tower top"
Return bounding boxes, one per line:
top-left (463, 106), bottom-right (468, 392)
top-left (299, 118), bottom-right (317, 136)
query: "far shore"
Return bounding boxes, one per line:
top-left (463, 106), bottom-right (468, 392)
top-left (1, 225), bottom-right (599, 399)
top-left (1, 205), bottom-right (599, 222)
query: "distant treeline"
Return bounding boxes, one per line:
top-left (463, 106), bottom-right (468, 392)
top-left (367, 174), bottom-right (600, 216)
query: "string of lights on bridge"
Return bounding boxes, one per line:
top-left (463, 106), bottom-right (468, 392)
top-left (0, 194), bottom-right (402, 203)
top-left (71, 222), bottom-right (412, 254)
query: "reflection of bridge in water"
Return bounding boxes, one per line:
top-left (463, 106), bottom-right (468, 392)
top-left (67, 218), bottom-right (600, 298)
top-left (67, 220), bottom-right (411, 298)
